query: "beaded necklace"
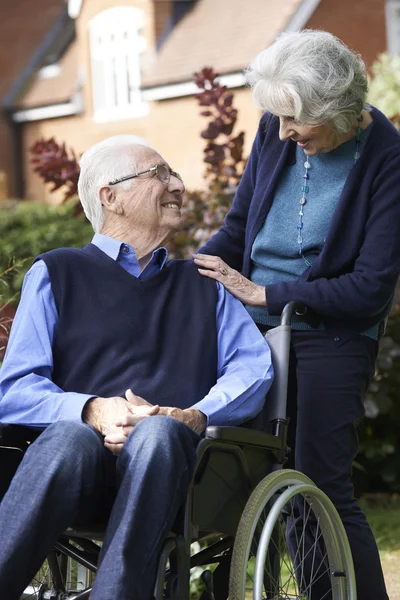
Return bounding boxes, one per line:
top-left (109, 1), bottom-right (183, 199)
top-left (297, 115), bottom-right (364, 267)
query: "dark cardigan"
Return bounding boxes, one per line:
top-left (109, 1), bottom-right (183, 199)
top-left (201, 107), bottom-right (400, 336)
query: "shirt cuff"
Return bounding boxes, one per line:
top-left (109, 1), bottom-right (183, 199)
top-left (191, 395), bottom-right (230, 427)
top-left (190, 399), bottom-right (213, 427)
top-left (56, 392), bottom-right (96, 423)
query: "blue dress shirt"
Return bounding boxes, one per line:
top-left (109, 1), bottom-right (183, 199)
top-left (0, 234), bottom-right (273, 428)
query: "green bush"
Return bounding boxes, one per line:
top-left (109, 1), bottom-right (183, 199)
top-left (356, 309), bottom-right (400, 494)
top-left (368, 53), bottom-right (400, 118)
top-left (0, 201), bottom-right (93, 305)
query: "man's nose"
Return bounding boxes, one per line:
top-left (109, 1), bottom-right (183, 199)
top-left (279, 118), bottom-right (293, 141)
top-left (168, 174), bottom-right (185, 194)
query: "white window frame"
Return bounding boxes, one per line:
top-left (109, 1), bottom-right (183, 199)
top-left (386, 0), bottom-right (400, 55)
top-left (89, 6), bottom-right (149, 122)
top-left (38, 64), bottom-right (61, 79)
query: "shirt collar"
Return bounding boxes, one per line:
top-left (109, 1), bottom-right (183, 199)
top-left (91, 233), bottom-right (169, 269)
top-left (92, 233), bottom-right (124, 260)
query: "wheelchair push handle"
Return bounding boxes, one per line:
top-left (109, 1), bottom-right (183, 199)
top-left (264, 302), bottom-right (309, 431)
top-left (280, 301), bottom-right (307, 326)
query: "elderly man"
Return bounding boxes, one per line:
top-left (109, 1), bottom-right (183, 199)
top-left (0, 136), bottom-right (273, 600)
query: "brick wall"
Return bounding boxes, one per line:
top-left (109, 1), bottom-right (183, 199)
top-left (306, 0), bottom-right (387, 67)
top-left (22, 87), bottom-right (260, 202)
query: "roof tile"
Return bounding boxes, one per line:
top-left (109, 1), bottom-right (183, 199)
top-left (142, 0), bottom-right (302, 87)
top-left (16, 41), bottom-right (78, 109)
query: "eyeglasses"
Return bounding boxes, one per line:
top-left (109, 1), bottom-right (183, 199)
top-left (108, 164), bottom-right (184, 188)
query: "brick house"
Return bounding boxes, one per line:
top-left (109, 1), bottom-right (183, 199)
top-left (0, 0), bottom-right (392, 201)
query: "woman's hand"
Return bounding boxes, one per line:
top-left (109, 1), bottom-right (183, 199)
top-left (193, 254), bottom-right (266, 306)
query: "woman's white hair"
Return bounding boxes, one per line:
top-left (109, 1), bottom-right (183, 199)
top-left (78, 135), bottom-right (150, 232)
top-left (246, 30), bottom-right (369, 133)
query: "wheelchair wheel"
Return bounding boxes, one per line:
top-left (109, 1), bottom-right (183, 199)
top-left (229, 469), bottom-right (356, 599)
top-left (21, 551), bottom-right (89, 599)
top-left (21, 560), bottom-right (57, 600)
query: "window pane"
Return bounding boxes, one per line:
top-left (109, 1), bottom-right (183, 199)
top-left (89, 6), bottom-right (147, 118)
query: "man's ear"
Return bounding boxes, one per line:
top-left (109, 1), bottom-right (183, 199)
top-left (99, 186), bottom-right (124, 215)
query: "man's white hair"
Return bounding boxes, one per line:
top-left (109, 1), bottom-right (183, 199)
top-left (78, 135), bottom-right (150, 232)
top-left (246, 30), bottom-right (369, 133)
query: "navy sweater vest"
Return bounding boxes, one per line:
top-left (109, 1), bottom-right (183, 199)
top-left (38, 244), bottom-right (218, 409)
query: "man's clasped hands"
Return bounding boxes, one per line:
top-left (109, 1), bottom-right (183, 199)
top-left (83, 389), bottom-right (206, 455)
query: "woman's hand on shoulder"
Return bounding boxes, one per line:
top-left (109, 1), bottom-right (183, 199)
top-left (193, 254), bottom-right (266, 306)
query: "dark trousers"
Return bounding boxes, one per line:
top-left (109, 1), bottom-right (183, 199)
top-left (284, 329), bottom-right (388, 600)
top-left (0, 416), bottom-right (200, 600)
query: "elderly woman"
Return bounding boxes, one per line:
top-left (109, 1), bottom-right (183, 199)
top-left (194, 30), bottom-right (399, 599)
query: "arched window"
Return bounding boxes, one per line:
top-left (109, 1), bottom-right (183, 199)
top-left (89, 6), bottom-right (148, 121)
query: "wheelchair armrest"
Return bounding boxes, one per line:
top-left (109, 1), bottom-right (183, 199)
top-left (0, 424), bottom-right (40, 449)
top-left (204, 426), bottom-right (281, 450)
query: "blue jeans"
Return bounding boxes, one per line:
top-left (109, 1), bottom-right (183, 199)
top-left (0, 416), bottom-right (199, 600)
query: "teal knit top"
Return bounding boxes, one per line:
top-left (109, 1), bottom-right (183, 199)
top-left (247, 122), bottom-right (379, 337)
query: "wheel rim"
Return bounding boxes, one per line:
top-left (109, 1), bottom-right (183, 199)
top-left (230, 470), bottom-right (355, 600)
top-left (252, 484), bottom-right (345, 600)
top-left (239, 510), bottom-right (334, 597)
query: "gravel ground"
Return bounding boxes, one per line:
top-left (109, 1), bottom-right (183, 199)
top-left (382, 550), bottom-right (400, 599)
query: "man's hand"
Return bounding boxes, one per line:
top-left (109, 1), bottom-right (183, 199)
top-left (104, 403), bottom-right (160, 455)
top-left (102, 389), bottom-right (207, 455)
top-left (125, 389), bottom-right (152, 407)
top-left (126, 389), bottom-right (207, 434)
top-left (158, 407), bottom-right (207, 434)
top-left (82, 396), bottom-right (133, 436)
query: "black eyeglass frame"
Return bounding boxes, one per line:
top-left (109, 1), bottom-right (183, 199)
top-left (107, 165), bottom-right (183, 186)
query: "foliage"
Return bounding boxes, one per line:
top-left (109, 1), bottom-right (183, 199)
top-left (168, 67), bottom-right (247, 258)
top-left (360, 495), bottom-right (400, 552)
top-left (355, 306), bottom-right (400, 494)
top-left (166, 188), bottom-right (231, 258)
top-left (368, 53), bottom-right (400, 125)
top-left (30, 138), bottom-right (80, 202)
top-left (349, 61), bottom-right (400, 491)
top-left (0, 201), bottom-right (93, 306)
top-left (193, 67), bottom-right (247, 194)
top-left (0, 268), bottom-right (17, 361)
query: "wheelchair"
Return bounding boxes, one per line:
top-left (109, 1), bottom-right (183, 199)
top-left (0, 302), bottom-right (356, 600)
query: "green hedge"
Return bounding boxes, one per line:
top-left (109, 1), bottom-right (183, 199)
top-left (0, 201), bottom-right (93, 305)
top-left (356, 312), bottom-right (400, 494)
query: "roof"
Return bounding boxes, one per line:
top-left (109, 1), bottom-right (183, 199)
top-left (1, 0), bottom-right (67, 108)
top-left (3, 6), bottom-right (75, 111)
top-left (142, 0), bottom-right (303, 88)
top-left (15, 41), bottom-right (78, 110)
top-left (13, 0), bottom-right (318, 115)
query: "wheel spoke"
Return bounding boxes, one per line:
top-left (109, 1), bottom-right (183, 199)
top-left (296, 525), bottom-right (327, 576)
top-left (309, 516), bottom-right (320, 599)
top-left (22, 557), bottom-right (85, 600)
top-left (290, 498), bottom-right (313, 582)
top-left (23, 563), bottom-right (52, 598)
